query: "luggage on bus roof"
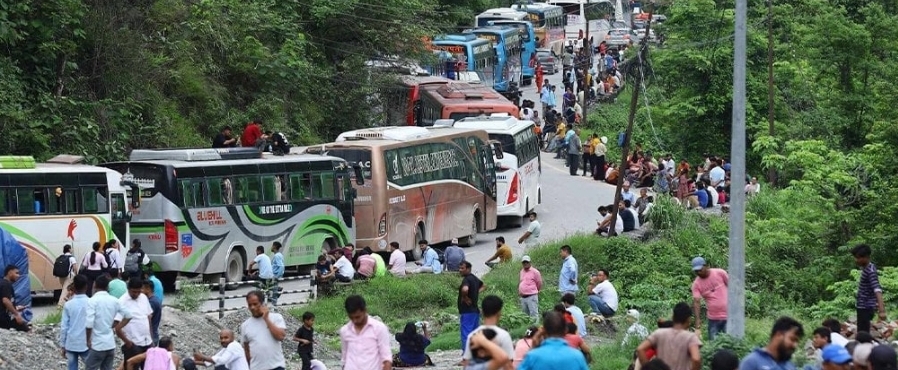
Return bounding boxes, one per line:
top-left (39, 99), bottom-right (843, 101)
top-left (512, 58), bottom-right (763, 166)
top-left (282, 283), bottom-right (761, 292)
top-left (0, 156), bottom-right (37, 169)
top-left (129, 147), bottom-right (262, 162)
top-left (336, 126), bottom-right (432, 142)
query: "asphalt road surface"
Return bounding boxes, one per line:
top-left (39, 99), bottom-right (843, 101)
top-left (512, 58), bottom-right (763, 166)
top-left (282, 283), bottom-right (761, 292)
top-left (32, 61), bottom-right (620, 319)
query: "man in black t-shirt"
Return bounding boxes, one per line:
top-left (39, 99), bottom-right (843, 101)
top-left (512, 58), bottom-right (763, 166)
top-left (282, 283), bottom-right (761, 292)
top-left (458, 261), bottom-right (486, 354)
top-left (212, 126), bottom-right (238, 148)
top-left (293, 311), bottom-right (316, 370)
top-left (0, 265), bottom-right (29, 332)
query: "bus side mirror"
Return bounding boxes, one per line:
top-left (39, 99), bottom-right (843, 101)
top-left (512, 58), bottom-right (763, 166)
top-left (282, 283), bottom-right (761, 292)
top-left (122, 181), bottom-right (141, 209)
top-left (490, 142), bottom-right (504, 160)
top-left (353, 164), bottom-right (365, 185)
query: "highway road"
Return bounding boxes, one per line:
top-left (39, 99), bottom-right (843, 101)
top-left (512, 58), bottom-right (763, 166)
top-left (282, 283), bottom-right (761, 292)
top-left (31, 58), bottom-right (621, 319)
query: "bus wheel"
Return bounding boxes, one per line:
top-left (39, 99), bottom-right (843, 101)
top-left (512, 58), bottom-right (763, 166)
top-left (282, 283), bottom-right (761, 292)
top-left (225, 248), bottom-right (245, 285)
top-left (461, 213), bottom-right (480, 247)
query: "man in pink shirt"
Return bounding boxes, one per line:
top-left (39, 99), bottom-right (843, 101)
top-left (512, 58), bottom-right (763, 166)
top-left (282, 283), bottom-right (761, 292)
top-left (691, 257), bottom-right (729, 340)
top-left (355, 251), bottom-right (376, 280)
top-left (518, 255), bottom-right (543, 318)
top-left (340, 295), bottom-right (392, 370)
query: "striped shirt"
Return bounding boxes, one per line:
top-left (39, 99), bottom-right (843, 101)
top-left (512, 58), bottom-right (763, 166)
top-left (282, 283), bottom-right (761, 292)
top-left (857, 263), bottom-right (883, 309)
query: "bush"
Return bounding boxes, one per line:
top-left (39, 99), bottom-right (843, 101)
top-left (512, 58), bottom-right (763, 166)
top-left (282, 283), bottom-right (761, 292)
top-left (174, 281), bottom-right (210, 312)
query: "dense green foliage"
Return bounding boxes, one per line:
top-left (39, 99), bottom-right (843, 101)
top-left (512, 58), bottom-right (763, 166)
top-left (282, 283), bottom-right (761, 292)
top-left (0, 0), bottom-right (508, 162)
top-left (586, 0), bottom-right (898, 268)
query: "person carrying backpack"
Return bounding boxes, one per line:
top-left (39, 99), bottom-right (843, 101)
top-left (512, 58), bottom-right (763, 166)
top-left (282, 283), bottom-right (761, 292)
top-left (103, 239), bottom-right (122, 274)
top-left (53, 244), bottom-right (78, 307)
top-left (124, 239), bottom-right (151, 281)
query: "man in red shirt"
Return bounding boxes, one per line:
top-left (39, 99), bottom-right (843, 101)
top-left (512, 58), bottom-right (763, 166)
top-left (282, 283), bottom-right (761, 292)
top-left (241, 119), bottom-right (266, 148)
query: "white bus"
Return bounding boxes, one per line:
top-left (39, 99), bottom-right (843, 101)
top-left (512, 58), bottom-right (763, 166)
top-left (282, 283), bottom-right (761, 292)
top-left (102, 148), bottom-right (362, 286)
top-left (548, 0), bottom-right (616, 44)
top-left (435, 114), bottom-right (541, 220)
top-left (475, 8), bottom-right (530, 27)
top-left (0, 155), bottom-right (139, 296)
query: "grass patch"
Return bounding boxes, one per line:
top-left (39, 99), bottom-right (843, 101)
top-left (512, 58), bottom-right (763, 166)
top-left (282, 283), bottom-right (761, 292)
top-left (39, 308), bottom-right (62, 325)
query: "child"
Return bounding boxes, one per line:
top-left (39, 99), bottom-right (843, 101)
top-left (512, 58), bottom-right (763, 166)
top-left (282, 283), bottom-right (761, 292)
top-left (293, 312), bottom-right (316, 370)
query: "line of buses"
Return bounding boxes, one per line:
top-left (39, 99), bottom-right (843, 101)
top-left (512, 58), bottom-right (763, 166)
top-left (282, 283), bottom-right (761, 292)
top-left (1, 114), bottom-right (541, 295)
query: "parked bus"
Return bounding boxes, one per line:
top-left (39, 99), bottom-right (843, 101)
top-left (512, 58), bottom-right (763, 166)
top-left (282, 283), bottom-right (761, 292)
top-left (0, 155), bottom-right (139, 295)
top-left (547, 0), bottom-right (615, 45)
top-left (475, 8), bottom-right (529, 27)
top-left (307, 126), bottom-right (499, 259)
top-left (418, 82), bottom-right (520, 126)
top-left (102, 148), bottom-right (362, 286)
top-left (380, 75), bottom-right (452, 126)
top-left (428, 33), bottom-right (498, 87)
top-left (436, 114), bottom-right (541, 219)
top-left (488, 20), bottom-right (538, 86)
top-left (467, 26), bottom-right (523, 104)
top-left (511, 2), bottom-right (567, 54)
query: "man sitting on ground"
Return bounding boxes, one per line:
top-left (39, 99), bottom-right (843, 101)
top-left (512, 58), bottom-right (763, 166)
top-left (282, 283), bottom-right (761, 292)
top-left (330, 250), bottom-right (355, 283)
top-left (444, 239), bottom-right (466, 272)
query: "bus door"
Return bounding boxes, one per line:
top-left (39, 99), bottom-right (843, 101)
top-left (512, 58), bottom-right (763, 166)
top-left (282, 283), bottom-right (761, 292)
top-left (479, 142), bottom-right (500, 231)
top-left (110, 192), bottom-right (130, 246)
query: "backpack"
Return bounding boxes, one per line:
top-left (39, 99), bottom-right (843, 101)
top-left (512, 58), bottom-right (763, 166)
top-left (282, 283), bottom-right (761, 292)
top-left (124, 250), bottom-right (144, 275)
top-left (103, 249), bottom-right (114, 271)
top-left (52, 254), bottom-right (71, 278)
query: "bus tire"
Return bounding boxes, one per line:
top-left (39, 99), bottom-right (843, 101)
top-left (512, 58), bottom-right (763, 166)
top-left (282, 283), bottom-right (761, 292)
top-left (225, 248), bottom-right (246, 286)
top-left (460, 212), bottom-right (480, 247)
top-left (412, 224), bottom-right (425, 261)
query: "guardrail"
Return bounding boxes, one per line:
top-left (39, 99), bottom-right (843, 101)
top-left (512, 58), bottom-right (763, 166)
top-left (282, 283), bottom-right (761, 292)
top-left (179, 275), bottom-right (317, 319)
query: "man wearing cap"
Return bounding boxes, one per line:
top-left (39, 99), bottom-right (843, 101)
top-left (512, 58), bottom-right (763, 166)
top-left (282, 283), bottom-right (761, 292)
top-left (691, 257), bottom-right (729, 340)
top-left (518, 256), bottom-right (543, 318)
top-left (444, 239), bottom-right (466, 272)
top-left (517, 212), bottom-right (541, 248)
top-left (819, 344), bottom-right (852, 370)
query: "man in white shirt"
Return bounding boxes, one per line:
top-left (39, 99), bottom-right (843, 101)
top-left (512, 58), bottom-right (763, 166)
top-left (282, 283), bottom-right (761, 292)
top-left (461, 295), bottom-right (515, 367)
top-left (85, 275), bottom-right (132, 370)
top-left (331, 251), bottom-right (355, 282)
top-left (387, 242), bottom-right (407, 277)
top-left (186, 329), bottom-right (249, 370)
top-left (240, 290), bottom-right (287, 370)
top-left (586, 269), bottom-right (618, 317)
top-left (709, 160), bottom-right (726, 190)
top-left (662, 154), bottom-right (676, 177)
top-left (517, 212), bottom-right (541, 247)
top-left (116, 279), bottom-right (154, 365)
top-left (621, 182), bottom-right (636, 204)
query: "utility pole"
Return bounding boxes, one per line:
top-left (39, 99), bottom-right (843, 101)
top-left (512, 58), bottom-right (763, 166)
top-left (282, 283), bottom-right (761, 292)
top-left (608, 2), bottom-right (653, 235)
top-left (728, 0), bottom-right (748, 339)
top-left (582, 12), bottom-right (590, 116)
top-left (765, 0), bottom-right (776, 186)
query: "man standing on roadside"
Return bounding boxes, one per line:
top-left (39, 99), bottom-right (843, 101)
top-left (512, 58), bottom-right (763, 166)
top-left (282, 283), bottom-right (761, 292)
top-left (518, 256), bottom-right (542, 318)
top-left (86, 275), bottom-right (132, 370)
top-left (141, 280), bottom-right (162, 345)
top-left (458, 261), bottom-right (486, 356)
top-left (517, 311), bottom-right (590, 370)
top-left (339, 295), bottom-right (392, 370)
top-left (107, 270), bottom-right (127, 299)
top-left (116, 279), bottom-right (154, 367)
top-left (739, 317), bottom-right (805, 370)
top-left (851, 244), bottom-right (886, 334)
top-left (123, 239), bottom-right (150, 282)
top-left (517, 212), bottom-right (541, 248)
top-left (558, 245), bottom-right (579, 296)
top-left (270, 242), bottom-right (285, 305)
top-left (691, 257), bottom-right (728, 340)
top-left (637, 302), bottom-right (702, 370)
top-left (462, 295), bottom-right (515, 368)
top-left (240, 290), bottom-right (287, 370)
top-left (60, 275), bottom-right (90, 370)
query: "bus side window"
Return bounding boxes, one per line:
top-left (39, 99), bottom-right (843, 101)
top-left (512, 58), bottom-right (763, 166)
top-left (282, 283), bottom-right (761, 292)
top-left (96, 187), bottom-right (109, 212)
top-left (207, 178), bottom-right (224, 206)
top-left (82, 188), bottom-right (99, 213)
top-left (48, 187), bottom-right (63, 214)
top-left (180, 180), bottom-right (197, 207)
top-left (15, 189), bottom-right (35, 214)
top-left (0, 189), bottom-right (8, 215)
top-left (235, 178), bottom-right (249, 203)
top-left (222, 178), bottom-right (234, 205)
top-left (289, 174), bottom-right (304, 200)
top-left (33, 189), bottom-right (45, 214)
top-left (261, 175), bottom-right (280, 202)
top-left (64, 189), bottom-right (79, 213)
top-left (245, 176), bottom-right (261, 203)
top-left (318, 172), bottom-right (336, 199)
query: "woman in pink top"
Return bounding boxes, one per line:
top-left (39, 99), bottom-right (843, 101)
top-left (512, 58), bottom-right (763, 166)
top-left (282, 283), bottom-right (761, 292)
top-left (512, 326), bottom-right (540, 369)
top-left (80, 241), bottom-right (108, 296)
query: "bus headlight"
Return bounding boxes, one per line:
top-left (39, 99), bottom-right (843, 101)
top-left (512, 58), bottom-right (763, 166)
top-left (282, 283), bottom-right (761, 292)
top-left (378, 239), bottom-right (388, 250)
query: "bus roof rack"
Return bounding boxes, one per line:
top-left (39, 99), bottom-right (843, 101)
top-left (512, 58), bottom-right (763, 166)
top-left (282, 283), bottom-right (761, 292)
top-left (129, 148), bottom-right (262, 162)
top-left (0, 156), bottom-right (37, 169)
top-left (45, 155), bottom-right (86, 165)
top-left (433, 119), bottom-right (456, 127)
top-left (336, 127), bottom-right (432, 142)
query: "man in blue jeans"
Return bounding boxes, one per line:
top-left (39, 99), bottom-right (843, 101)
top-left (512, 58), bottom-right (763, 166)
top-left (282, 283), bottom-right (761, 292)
top-left (458, 261), bottom-right (485, 356)
top-left (691, 257), bottom-right (729, 340)
top-left (586, 269), bottom-right (618, 317)
top-left (60, 275), bottom-right (90, 370)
